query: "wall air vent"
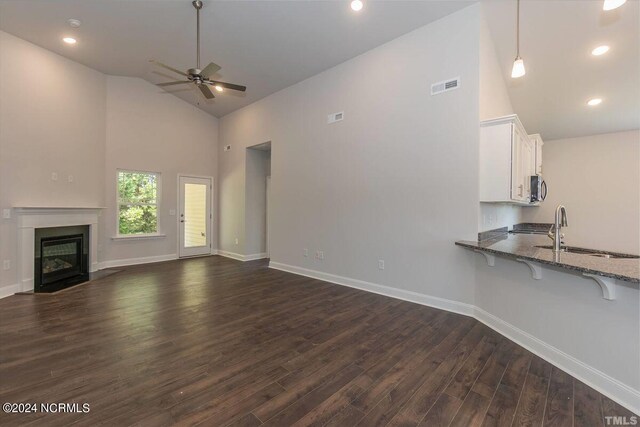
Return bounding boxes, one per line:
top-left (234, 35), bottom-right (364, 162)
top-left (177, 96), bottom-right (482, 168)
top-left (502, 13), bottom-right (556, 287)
top-left (327, 111), bottom-right (344, 124)
top-left (431, 77), bottom-right (460, 96)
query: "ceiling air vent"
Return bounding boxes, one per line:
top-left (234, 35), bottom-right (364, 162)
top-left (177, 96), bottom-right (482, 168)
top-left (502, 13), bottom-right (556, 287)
top-left (431, 77), bottom-right (460, 96)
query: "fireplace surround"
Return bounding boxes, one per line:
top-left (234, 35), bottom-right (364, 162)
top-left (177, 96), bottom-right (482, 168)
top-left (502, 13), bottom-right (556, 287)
top-left (16, 207), bottom-right (101, 292)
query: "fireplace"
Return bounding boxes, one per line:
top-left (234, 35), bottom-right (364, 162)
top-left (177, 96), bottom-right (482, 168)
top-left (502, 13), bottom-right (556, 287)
top-left (34, 225), bottom-right (89, 293)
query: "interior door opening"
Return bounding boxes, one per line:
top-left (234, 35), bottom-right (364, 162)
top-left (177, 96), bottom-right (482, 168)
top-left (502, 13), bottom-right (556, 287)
top-left (246, 142), bottom-right (271, 259)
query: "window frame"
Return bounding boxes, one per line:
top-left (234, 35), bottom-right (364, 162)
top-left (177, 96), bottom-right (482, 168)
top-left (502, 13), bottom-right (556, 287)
top-left (116, 169), bottom-right (162, 237)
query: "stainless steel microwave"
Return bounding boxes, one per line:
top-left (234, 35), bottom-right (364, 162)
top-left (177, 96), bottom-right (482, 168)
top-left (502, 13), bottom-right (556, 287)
top-left (530, 175), bottom-right (547, 203)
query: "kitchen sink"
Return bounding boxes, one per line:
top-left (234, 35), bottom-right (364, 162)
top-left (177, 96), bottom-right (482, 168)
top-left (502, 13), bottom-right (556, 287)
top-left (535, 245), bottom-right (640, 259)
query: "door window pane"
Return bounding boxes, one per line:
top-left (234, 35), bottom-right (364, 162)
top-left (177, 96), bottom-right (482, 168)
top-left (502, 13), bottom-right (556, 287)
top-left (184, 183), bottom-right (207, 247)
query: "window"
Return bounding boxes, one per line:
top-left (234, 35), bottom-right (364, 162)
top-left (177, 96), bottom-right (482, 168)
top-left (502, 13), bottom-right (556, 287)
top-left (117, 170), bottom-right (160, 235)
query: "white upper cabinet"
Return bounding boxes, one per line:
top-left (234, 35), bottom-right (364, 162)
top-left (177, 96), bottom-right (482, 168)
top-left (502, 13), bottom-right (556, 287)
top-left (529, 133), bottom-right (544, 175)
top-left (479, 115), bottom-right (539, 205)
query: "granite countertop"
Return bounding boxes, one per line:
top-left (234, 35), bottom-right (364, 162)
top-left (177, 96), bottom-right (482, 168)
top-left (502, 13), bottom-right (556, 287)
top-left (456, 234), bottom-right (640, 284)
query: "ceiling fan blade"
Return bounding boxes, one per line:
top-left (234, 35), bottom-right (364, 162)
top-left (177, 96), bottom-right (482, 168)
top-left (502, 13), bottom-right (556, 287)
top-left (198, 84), bottom-right (215, 99)
top-left (149, 60), bottom-right (188, 77)
top-left (200, 62), bottom-right (221, 78)
top-left (207, 80), bottom-right (247, 92)
top-left (157, 81), bottom-right (191, 87)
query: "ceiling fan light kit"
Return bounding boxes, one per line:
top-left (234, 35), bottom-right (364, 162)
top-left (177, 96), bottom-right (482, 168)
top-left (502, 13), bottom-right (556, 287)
top-left (151, 0), bottom-right (246, 100)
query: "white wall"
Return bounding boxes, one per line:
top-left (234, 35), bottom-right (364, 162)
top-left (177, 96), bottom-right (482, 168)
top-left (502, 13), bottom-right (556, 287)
top-left (0, 31), bottom-right (106, 293)
top-left (245, 148), bottom-right (270, 257)
top-left (219, 5), bottom-right (481, 304)
top-left (102, 76), bottom-right (218, 264)
top-left (0, 32), bottom-right (220, 294)
top-left (521, 130), bottom-right (640, 254)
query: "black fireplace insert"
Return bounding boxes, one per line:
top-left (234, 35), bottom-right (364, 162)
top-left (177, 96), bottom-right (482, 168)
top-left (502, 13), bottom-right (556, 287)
top-left (34, 226), bottom-right (89, 293)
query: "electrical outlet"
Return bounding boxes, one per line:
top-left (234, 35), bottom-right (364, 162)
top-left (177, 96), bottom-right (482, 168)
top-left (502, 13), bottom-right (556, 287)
top-left (3, 260), bottom-right (10, 270)
top-left (303, 249), bottom-right (308, 257)
top-left (2, 209), bottom-right (10, 219)
top-left (169, 209), bottom-right (176, 216)
top-left (51, 172), bottom-right (58, 181)
top-left (235, 237), bottom-right (239, 245)
top-left (378, 260), bottom-right (385, 270)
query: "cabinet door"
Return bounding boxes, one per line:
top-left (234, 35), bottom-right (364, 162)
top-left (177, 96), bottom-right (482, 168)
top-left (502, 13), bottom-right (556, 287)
top-left (511, 125), bottom-right (527, 202)
top-left (523, 138), bottom-right (534, 200)
top-left (535, 139), bottom-right (543, 175)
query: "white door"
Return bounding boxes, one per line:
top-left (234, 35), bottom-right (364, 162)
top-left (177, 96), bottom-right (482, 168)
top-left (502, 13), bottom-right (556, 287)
top-left (179, 176), bottom-right (212, 258)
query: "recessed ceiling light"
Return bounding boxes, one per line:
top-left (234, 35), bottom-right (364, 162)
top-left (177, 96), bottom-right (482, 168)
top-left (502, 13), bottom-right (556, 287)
top-left (351, 0), bottom-right (363, 12)
top-left (591, 45), bottom-right (610, 56)
top-left (62, 37), bottom-right (77, 45)
top-left (603, 0), bottom-right (626, 11)
top-left (587, 98), bottom-right (603, 106)
top-left (214, 85), bottom-right (223, 92)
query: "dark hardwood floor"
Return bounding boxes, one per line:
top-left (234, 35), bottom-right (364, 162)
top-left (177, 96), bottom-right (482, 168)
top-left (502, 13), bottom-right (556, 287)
top-left (0, 256), bottom-right (635, 426)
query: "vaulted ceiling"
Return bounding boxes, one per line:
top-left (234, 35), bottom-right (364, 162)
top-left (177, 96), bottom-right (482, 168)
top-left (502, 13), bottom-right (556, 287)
top-left (483, 0), bottom-right (639, 140)
top-left (0, 0), bottom-right (471, 118)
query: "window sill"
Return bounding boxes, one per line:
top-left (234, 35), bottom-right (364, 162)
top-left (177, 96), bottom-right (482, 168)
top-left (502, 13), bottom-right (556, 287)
top-left (111, 234), bottom-right (166, 241)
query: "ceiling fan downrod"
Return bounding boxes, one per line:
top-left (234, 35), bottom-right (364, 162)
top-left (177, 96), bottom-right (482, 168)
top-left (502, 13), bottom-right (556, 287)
top-left (193, 0), bottom-right (203, 71)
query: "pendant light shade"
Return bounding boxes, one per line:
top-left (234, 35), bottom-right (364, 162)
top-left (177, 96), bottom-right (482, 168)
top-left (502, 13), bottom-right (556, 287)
top-left (603, 0), bottom-right (626, 11)
top-left (511, 0), bottom-right (525, 79)
top-left (511, 57), bottom-right (526, 78)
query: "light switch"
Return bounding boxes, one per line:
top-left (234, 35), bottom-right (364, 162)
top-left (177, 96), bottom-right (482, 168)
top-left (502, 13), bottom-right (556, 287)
top-left (51, 172), bottom-right (58, 181)
top-left (68, 175), bottom-right (74, 183)
top-left (2, 209), bottom-right (10, 219)
top-left (169, 209), bottom-right (176, 216)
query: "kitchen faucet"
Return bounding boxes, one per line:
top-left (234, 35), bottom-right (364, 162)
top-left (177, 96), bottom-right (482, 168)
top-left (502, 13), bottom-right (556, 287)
top-left (548, 204), bottom-right (568, 252)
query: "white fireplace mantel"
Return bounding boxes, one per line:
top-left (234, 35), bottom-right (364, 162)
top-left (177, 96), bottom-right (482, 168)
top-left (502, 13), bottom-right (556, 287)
top-left (16, 207), bottom-right (103, 292)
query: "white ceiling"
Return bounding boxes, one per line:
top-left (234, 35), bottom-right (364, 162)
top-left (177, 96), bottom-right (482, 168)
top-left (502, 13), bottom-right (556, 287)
top-left (0, 0), bottom-right (471, 118)
top-left (482, 0), bottom-right (639, 140)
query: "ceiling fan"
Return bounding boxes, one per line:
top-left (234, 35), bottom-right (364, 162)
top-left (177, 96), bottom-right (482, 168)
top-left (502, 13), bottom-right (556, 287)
top-left (150, 0), bottom-right (246, 99)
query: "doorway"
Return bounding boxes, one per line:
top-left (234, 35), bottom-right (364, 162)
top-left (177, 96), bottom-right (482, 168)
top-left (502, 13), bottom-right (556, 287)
top-left (246, 142), bottom-right (271, 259)
top-left (178, 175), bottom-right (212, 258)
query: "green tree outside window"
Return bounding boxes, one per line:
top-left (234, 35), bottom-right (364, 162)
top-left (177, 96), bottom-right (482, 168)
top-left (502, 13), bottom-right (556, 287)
top-left (118, 171), bottom-right (159, 235)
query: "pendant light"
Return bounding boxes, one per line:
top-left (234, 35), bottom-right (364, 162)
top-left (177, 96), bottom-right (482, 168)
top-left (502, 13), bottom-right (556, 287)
top-left (511, 0), bottom-right (526, 78)
top-left (603, 0), bottom-right (626, 11)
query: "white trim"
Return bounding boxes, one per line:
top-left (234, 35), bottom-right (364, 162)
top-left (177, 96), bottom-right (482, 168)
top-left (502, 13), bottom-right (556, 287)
top-left (474, 307), bottom-right (640, 415)
top-left (218, 250), bottom-right (269, 262)
top-left (0, 283), bottom-right (21, 299)
top-left (268, 262), bottom-right (475, 317)
top-left (111, 233), bottom-right (166, 240)
top-left (98, 253), bottom-right (177, 269)
top-left (267, 260), bottom-right (639, 415)
top-left (16, 207), bottom-right (101, 292)
top-left (217, 250), bottom-right (246, 261)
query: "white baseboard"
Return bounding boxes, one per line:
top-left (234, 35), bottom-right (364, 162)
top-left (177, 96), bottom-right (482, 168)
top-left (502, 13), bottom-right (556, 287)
top-left (268, 262), bottom-right (475, 317)
top-left (0, 283), bottom-right (22, 299)
top-left (245, 252), bottom-right (268, 261)
top-left (218, 250), bottom-right (269, 262)
top-left (269, 260), bottom-right (639, 415)
top-left (474, 307), bottom-right (640, 416)
top-left (99, 253), bottom-right (177, 269)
